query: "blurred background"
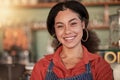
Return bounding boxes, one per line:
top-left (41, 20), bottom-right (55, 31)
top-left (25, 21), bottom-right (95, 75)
top-left (0, 0), bottom-right (119, 80)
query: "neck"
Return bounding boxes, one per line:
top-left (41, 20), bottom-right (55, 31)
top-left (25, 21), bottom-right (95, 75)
top-left (60, 45), bottom-right (83, 59)
top-left (60, 44), bottom-right (84, 69)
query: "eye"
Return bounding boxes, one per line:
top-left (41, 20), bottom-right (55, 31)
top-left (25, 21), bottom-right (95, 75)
top-left (70, 22), bottom-right (77, 27)
top-left (55, 24), bottom-right (64, 29)
top-left (71, 22), bottom-right (77, 25)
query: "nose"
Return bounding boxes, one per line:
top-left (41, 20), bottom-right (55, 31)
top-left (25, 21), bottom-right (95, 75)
top-left (64, 25), bottom-right (71, 34)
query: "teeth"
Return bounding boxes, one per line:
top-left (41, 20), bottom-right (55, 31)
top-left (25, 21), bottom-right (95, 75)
top-left (64, 37), bottom-right (75, 40)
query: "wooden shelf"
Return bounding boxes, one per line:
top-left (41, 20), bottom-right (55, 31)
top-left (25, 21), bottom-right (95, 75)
top-left (88, 25), bottom-right (109, 30)
top-left (2, 1), bottom-right (120, 8)
top-left (31, 26), bottom-right (47, 31)
top-left (27, 1), bottom-right (120, 8)
top-left (82, 1), bottom-right (120, 6)
top-left (13, 2), bottom-right (57, 8)
top-left (30, 25), bottom-right (109, 31)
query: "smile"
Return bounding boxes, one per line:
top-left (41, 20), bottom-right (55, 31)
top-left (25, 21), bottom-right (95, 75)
top-left (64, 36), bottom-right (76, 42)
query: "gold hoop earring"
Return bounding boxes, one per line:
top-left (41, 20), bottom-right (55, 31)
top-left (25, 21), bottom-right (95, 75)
top-left (82, 29), bottom-right (89, 42)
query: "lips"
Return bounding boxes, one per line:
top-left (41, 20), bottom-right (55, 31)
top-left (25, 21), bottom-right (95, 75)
top-left (63, 36), bottom-right (76, 42)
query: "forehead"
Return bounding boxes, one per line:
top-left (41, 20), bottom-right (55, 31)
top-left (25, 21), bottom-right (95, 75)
top-left (55, 9), bottom-right (80, 21)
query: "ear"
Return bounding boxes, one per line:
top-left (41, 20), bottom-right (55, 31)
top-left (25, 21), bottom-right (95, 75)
top-left (81, 21), bottom-right (85, 29)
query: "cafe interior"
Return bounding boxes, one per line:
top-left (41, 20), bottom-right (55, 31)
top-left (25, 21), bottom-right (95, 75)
top-left (0, 0), bottom-right (120, 80)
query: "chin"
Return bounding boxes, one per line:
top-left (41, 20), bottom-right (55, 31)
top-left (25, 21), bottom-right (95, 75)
top-left (64, 44), bottom-right (77, 49)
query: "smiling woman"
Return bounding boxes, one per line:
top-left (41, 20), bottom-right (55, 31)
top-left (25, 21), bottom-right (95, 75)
top-left (30, 1), bottom-right (114, 80)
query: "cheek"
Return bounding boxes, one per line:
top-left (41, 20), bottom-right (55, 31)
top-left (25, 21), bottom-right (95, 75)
top-left (76, 28), bottom-right (83, 37)
top-left (56, 32), bottom-right (63, 38)
top-left (55, 29), bottom-right (63, 39)
top-left (74, 27), bottom-right (83, 33)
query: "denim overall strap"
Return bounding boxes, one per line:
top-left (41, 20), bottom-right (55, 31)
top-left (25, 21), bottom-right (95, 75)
top-left (83, 63), bottom-right (93, 80)
top-left (85, 63), bottom-right (93, 80)
top-left (45, 61), bottom-right (93, 80)
top-left (57, 63), bottom-right (93, 80)
top-left (45, 61), bottom-right (58, 80)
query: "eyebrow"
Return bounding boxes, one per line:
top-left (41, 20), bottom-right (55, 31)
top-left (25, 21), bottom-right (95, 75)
top-left (68, 18), bottom-right (78, 23)
top-left (55, 18), bottom-right (78, 25)
top-left (55, 22), bottom-right (63, 25)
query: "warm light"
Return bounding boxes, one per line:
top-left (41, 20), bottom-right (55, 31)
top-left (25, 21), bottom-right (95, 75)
top-left (0, 0), bottom-right (11, 7)
top-left (0, 8), bottom-right (12, 15)
top-left (0, 7), bottom-right (13, 23)
top-left (0, 6), bottom-right (14, 28)
top-left (0, 0), bottom-right (13, 18)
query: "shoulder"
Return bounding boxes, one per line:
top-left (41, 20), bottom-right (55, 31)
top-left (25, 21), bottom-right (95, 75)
top-left (92, 54), bottom-right (110, 67)
top-left (34, 53), bottom-right (54, 68)
top-left (31, 53), bottom-right (54, 73)
top-left (89, 53), bottom-right (112, 73)
top-left (31, 53), bottom-right (54, 79)
top-left (90, 54), bottom-right (113, 80)
top-left (90, 54), bottom-right (111, 69)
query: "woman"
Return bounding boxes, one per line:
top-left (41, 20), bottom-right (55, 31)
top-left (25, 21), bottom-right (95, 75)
top-left (30, 1), bottom-right (113, 80)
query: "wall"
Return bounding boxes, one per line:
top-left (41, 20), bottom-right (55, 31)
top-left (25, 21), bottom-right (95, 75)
top-left (87, 5), bottom-right (120, 50)
top-left (0, 5), bottom-right (119, 61)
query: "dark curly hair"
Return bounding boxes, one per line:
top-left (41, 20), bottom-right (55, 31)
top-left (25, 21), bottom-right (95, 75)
top-left (82, 30), bottom-right (100, 53)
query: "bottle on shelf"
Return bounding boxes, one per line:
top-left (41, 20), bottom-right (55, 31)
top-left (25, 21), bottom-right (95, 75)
top-left (109, 8), bottom-right (120, 49)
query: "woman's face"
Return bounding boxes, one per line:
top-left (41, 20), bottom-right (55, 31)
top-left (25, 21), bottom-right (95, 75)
top-left (54, 9), bottom-right (85, 48)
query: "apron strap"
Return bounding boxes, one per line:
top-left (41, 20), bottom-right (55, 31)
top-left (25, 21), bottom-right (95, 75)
top-left (45, 60), bottom-right (54, 80)
top-left (85, 63), bottom-right (93, 80)
top-left (47, 60), bottom-right (54, 72)
top-left (45, 61), bottom-right (93, 80)
top-left (86, 63), bottom-right (91, 73)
